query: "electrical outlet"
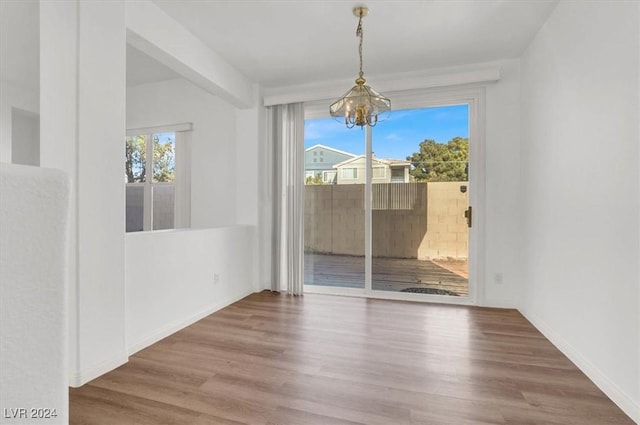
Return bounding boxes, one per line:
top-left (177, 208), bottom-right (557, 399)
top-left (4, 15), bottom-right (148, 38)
top-left (213, 273), bottom-right (220, 284)
top-left (494, 272), bottom-right (503, 285)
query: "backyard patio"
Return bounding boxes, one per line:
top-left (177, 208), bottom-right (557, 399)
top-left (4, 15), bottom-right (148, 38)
top-left (304, 253), bottom-right (469, 296)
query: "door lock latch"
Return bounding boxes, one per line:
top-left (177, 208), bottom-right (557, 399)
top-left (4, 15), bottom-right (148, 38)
top-left (464, 206), bottom-right (472, 228)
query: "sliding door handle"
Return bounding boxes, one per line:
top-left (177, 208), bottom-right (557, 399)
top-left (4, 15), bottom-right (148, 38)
top-left (464, 206), bottom-right (472, 228)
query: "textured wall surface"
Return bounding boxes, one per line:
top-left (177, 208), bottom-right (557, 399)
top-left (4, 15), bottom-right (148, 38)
top-left (0, 164), bottom-right (70, 424)
top-left (419, 181), bottom-right (469, 259)
top-left (305, 182), bottom-right (468, 259)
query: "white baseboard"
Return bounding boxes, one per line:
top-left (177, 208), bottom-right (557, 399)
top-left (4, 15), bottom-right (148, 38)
top-left (520, 309), bottom-right (639, 423)
top-left (68, 289), bottom-right (257, 387)
top-left (68, 353), bottom-right (128, 388)
top-left (480, 298), bottom-right (519, 309)
top-left (126, 287), bottom-right (257, 356)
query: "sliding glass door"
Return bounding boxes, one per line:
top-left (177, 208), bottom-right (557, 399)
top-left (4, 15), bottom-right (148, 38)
top-left (304, 95), bottom-right (478, 304)
top-left (304, 123), bottom-right (365, 292)
top-left (370, 105), bottom-right (469, 299)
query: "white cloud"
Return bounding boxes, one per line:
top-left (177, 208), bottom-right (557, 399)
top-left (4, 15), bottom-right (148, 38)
top-left (385, 133), bottom-right (402, 141)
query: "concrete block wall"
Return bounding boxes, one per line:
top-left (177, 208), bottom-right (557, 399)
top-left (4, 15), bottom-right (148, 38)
top-left (418, 181), bottom-right (468, 259)
top-left (372, 186), bottom-right (427, 258)
top-left (304, 185), bottom-right (334, 253)
top-left (331, 187), bottom-right (355, 254)
top-left (305, 182), bottom-right (468, 259)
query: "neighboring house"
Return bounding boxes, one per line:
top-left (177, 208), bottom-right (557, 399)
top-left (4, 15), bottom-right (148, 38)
top-left (304, 144), bottom-right (356, 184)
top-left (333, 155), bottom-right (411, 184)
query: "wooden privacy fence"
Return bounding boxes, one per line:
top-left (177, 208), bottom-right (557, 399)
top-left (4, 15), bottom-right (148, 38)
top-left (372, 182), bottom-right (419, 210)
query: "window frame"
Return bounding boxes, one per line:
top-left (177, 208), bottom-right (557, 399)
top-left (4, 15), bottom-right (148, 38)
top-left (372, 166), bottom-right (386, 179)
top-left (125, 123), bottom-right (192, 232)
top-left (322, 170), bottom-right (337, 183)
top-left (341, 167), bottom-right (358, 180)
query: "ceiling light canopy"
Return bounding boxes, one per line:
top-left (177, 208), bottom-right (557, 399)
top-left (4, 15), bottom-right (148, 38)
top-left (329, 6), bottom-right (391, 128)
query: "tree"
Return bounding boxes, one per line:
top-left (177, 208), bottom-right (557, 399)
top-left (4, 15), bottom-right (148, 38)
top-left (125, 135), bottom-right (175, 183)
top-left (125, 135), bottom-right (146, 183)
top-left (152, 135), bottom-right (175, 182)
top-left (406, 137), bottom-right (468, 182)
top-left (305, 173), bottom-right (324, 185)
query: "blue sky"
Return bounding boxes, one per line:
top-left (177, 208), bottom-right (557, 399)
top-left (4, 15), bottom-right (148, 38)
top-left (304, 104), bottom-right (469, 160)
top-left (155, 132), bottom-right (175, 146)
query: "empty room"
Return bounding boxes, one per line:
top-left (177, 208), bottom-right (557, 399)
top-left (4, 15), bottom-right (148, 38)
top-left (0, 0), bottom-right (638, 424)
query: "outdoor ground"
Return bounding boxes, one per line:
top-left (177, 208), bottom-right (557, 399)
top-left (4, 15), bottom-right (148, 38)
top-left (304, 253), bottom-right (469, 296)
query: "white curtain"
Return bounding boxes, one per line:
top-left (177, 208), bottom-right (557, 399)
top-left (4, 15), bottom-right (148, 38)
top-left (174, 130), bottom-right (191, 229)
top-left (269, 103), bottom-right (305, 295)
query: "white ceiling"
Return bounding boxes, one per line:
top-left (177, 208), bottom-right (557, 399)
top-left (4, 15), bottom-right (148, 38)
top-left (0, 1), bottom-right (559, 92)
top-left (152, 0), bottom-right (559, 88)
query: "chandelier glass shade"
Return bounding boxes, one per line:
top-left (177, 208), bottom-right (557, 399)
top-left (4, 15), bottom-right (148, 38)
top-left (329, 6), bottom-right (390, 128)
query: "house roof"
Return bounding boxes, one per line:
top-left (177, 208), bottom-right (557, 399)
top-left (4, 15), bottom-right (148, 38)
top-left (333, 155), bottom-right (411, 169)
top-left (386, 159), bottom-right (412, 167)
top-left (305, 144), bottom-right (357, 158)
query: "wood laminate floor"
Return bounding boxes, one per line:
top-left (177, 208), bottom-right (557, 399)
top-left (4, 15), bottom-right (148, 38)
top-left (70, 291), bottom-right (634, 425)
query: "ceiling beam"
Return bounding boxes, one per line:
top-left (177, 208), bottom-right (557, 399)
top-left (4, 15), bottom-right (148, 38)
top-left (126, 1), bottom-right (254, 109)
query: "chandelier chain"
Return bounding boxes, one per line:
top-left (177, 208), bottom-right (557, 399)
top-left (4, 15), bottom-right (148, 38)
top-left (357, 16), bottom-right (364, 79)
top-left (329, 5), bottom-right (390, 128)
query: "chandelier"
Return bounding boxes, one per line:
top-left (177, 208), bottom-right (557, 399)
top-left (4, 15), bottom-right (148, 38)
top-left (329, 6), bottom-right (391, 128)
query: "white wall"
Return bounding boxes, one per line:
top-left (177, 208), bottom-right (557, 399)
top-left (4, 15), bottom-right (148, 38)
top-left (236, 84), bottom-right (263, 293)
top-left (39, 0), bottom-right (79, 393)
top-left (127, 78), bottom-right (238, 228)
top-left (0, 82), bottom-right (38, 164)
top-left (0, 0), bottom-right (39, 164)
top-left (520, 1), bottom-right (639, 421)
top-left (125, 78), bottom-right (260, 353)
top-left (235, 84), bottom-right (261, 227)
top-left (483, 59), bottom-right (522, 307)
top-left (41, 0), bottom-right (128, 387)
top-left (11, 108), bottom-right (39, 166)
top-left (125, 226), bottom-right (256, 353)
top-left (75, 0), bottom-right (128, 386)
top-left (125, 78), bottom-right (260, 352)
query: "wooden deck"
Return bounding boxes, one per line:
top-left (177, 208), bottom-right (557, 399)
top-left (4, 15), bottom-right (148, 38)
top-left (305, 253), bottom-right (469, 296)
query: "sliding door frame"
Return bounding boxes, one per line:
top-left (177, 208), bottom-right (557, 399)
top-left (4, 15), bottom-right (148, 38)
top-left (304, 86), bottom-right (486, 306)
